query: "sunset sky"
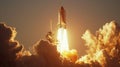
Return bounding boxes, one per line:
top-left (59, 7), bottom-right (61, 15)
top-left (0, 0), bottom-right (120, 55)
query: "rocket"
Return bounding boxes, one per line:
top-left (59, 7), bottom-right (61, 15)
top-left (58, 6), bottom-right (66, 28)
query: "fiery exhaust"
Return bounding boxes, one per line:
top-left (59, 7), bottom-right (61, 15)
top-left (57, 28), bottom-right (78, 62)
top-left (57, 28), bottom-right (69, 53)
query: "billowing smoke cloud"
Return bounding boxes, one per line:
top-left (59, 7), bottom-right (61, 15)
top-left (19, 40), bottom-right (77, 67)
top-left (77, 21), bottom-right (120, 67)
top-left (0, 23), bottom-right (23, 67)
top-left (1, 21), bottom-right (120, 67)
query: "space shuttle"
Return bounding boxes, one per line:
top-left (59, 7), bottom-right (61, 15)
top-left (58, 6), bottom-right (66, 28)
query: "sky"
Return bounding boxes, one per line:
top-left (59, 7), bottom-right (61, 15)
top-left (0, 0), bottom-right (120, 56)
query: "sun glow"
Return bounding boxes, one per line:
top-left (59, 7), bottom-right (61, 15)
top-left (57, 28), bottom-right (69, 53)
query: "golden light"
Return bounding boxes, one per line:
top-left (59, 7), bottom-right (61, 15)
top-left (57, 28), bottom-right (69, 53)
top-left (57, 28), bottom-right (78, 62)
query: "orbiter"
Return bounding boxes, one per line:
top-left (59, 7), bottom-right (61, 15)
top-left (58, 6), bottom-right (66, 28)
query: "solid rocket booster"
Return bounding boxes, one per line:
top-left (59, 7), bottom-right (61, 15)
top-left (58, 6), bottom-right (66, 28)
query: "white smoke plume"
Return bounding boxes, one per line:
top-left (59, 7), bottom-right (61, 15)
top-left (77, 21), bottom-right (120, 67)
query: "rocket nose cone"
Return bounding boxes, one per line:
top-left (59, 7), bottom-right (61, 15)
top-left (60, 6), bottom-right (65, 11)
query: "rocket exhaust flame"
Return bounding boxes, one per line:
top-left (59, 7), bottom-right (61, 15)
top-left (57, 28), bottom-right (69, 52)
top-left (57, 28), bottom-right (78, 62)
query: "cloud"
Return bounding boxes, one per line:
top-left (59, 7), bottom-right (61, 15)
top-left (77, 21), bottom-right (120, 67)
top-left (0, 23), bottom-right (23, 67)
